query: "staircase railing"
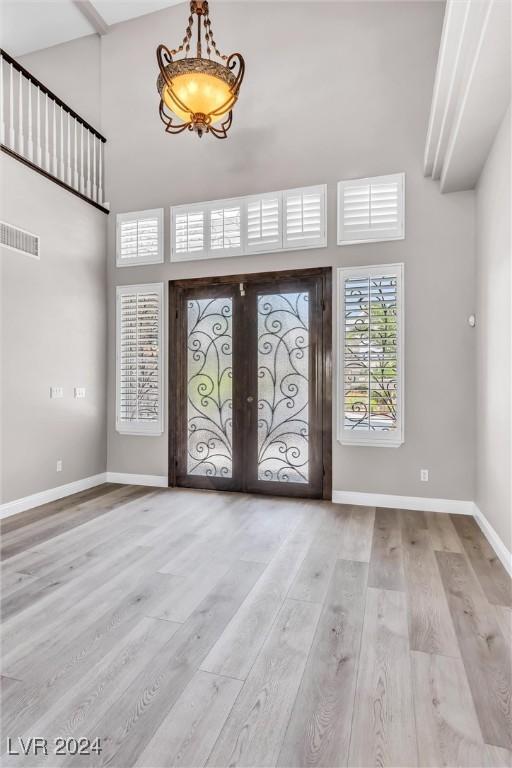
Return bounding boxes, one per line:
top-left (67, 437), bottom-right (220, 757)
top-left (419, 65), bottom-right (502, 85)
top-left (0, 49), bottom-right (108, 213)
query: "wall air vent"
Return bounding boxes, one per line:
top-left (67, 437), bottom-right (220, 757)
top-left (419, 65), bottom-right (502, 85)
top-left (0, 221), bottom-right (40, 259)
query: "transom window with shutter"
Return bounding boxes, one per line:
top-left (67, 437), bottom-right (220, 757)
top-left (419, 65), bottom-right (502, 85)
top-left (173, 205), bottom-right (207, 260)
top-left (337, 173), bottom-right (405, 245)
top-left (210, 201), bottom-right (242, 256)
top-left (116, 209), bottom-right (164, 266)
top-left (170, 184), bottom-right (326, 262)
top-left (246, 194), bottom-right (281, 252)
top-left (116, 283), bottom-right (164, 435)
top-left (338, 264), bottom-right (404, 447)
top-left (284, 186), bottom-right (326, 248)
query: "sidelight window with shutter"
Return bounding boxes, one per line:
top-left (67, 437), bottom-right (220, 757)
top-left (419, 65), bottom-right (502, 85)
top-left (171, 185), bottom-right (326, 262)
top-left (337, 173), bottom-right (405, 245)
top-left (116, 209), bottom-right (164, 266)
top-left (116, 283), bottom-right (164, 435)
top-left (338, 264), bottom-right (404, 447)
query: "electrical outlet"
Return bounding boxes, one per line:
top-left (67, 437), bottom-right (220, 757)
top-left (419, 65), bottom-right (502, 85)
top-left (50, 386), bottom-right (64, 399)
top-left (56, 460), bottom-right (63, 472)
top-left (74, 387), bottom-right (86, 399)
top-left (420, 469), bottom-right (429, 482)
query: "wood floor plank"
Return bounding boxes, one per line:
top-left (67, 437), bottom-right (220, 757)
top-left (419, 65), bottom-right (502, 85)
top-left (1, 543), bottom-right (160, 678)
top-left (5, 617), bottom-right (181, 768)
top-left (148, 557), bottom-right (234, 623)
top-left (451, 515), bottom-right (512, 607)
top-left (207, 598), bottom-right (322, 767)
top-left (288, 507), bottom-right (343, 603)
top-left (70, 560), bottom-right (264, 768)
top-left (0, 484), bottom-right (119, 535)
top-left (368, 507), bottom-right (405, 591)
top-left (0, 485), bottom-right (150, 560)
top-left (1, 488), bottom-right (510, 768)
top-left (336, 505), bottom-right (375, 563)
top-left (425, 511), bottom-right (464, 552)
top-left (1, 572), bottom-right (182, 734)
top-left (401, 519), bottom-right (459, 656)
top-left (495, 606), bottom-right (512, 646)
top-left (436, 551), bottom-right (512, 749)
top-left (348, 587), bottom-right (417, 767)
top-left (278, 559), bottom-right (367, 768)
top-left (1, 525), bottom-right (150, 622)
top-left (412, 650), bottom-right (488, 767)
top-left (136, 671), bottom-right (243, 768)
top-left (201, 508), bottom-right (321, 680)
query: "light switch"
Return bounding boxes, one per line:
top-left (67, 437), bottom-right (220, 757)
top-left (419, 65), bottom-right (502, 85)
top-left (50, 386), bottom-right (64, 399)
top-left (74, 387), bottom-right (86, 399)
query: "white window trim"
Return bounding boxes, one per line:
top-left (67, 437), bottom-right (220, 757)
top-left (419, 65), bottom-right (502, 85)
top-left (116, 208), bottom-right (164, 267)
top-left (171, 202), bottom-right (209, 262)
top-left (337, 173), bottom-right (405, 246)
top-left (208, 196), bottom-right (244, 258)
top-left (244, 191), bottom-right (283, 253)
top-left (116, 282), bottom-right (164, 436)
top-left (283, 185), bottom-right (327, 251)
top-left (337, 263), bottom-right (404, 448)
top-left (170, 184), bottom-right (327, 262)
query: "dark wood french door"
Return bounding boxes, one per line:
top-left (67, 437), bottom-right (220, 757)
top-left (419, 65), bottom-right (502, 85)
top-left (169, 268), bottom-right (332, 499)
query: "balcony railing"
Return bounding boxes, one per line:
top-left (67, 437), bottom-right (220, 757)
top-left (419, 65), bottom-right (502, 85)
top-left (0, 49), bottom-right (108, 214)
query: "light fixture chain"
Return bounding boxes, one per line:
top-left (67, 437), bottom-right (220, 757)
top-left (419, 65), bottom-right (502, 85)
top-left (170, 13), bottom-right (194, 57)
top-left (204, 13), bottom-right (228, 60)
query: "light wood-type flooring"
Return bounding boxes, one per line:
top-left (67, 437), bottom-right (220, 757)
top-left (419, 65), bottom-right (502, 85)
top-left (1, 484), bottom-right (511, 767)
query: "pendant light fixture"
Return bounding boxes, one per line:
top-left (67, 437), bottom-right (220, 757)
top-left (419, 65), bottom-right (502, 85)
top-left (156, 0), bottom-right (245, 139)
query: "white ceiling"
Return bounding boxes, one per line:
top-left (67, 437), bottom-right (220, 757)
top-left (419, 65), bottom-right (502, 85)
top-left (0, 0), bottom-right (183, 56)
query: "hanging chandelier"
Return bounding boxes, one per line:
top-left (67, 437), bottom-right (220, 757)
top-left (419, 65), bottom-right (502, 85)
top-left (156, 0), bottom-right (245, 139)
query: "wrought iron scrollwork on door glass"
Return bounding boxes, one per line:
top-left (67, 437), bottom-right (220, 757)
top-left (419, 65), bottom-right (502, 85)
top-left (257, 292), bottom-right (309, 483)
top-left (187, 298), bottom-right (233, 477)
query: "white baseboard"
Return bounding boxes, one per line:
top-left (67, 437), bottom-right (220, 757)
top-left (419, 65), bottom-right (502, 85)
top-left (106, 472), bottom-right (168, 488)
top-left (473, 503), bottom-right (512, 577)
top-left (0, 473), bottom-right (107, 520)
top-left (332, 490), bottom-right (474, 515)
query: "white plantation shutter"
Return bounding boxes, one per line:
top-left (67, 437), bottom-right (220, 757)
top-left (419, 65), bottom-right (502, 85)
top-left (338, 264), bottom-right (404, 447)
top-left (116, 209), bottom-right (163, 266)
top-left (170, 184), bottom-right (327, 262)
top-left (172, 204), bottom-right (207, 261)
top-left (245, 194), bottom-right (282, 252)
top-left (337, 173), bottom-right (405, 244)
top-left (283, 185), bottom-right (326, 248)
top-left (210, 201), bottom-right (242, 256)
top-left (116, 283), bottom-right (164, 435)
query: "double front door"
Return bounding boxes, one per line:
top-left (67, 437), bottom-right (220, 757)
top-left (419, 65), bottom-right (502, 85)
top-left (169, 268), bottom-right (331, 499)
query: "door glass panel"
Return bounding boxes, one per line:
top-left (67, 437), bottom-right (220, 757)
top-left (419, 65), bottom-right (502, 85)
top-left (257, 292), bottom-right (309, 483)
top-left (187, 298), bottom-right (233, 477)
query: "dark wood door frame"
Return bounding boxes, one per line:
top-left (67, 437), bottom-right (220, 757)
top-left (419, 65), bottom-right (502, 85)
top-left (168, 267), bottom-right (332, 500)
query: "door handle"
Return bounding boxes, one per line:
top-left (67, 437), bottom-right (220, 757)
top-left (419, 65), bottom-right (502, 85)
top-left (246, 396), bottom-right (254, 403)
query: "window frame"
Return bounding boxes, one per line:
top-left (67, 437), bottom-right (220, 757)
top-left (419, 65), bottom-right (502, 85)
top-left (337, 263), bottom-right (404, 448)
top-left (170, 184), bottom-right (327, 262)
top-left (116, 208), bottom-right (164, 267)
top-left (208, 197), bottom-right (244, 258)
top-left (337, 173), bottom-right (405, 246)
top-left (115, 282), bottom-right (164, 436)
top-left (244, 192), bottom-right (283, 253)
top-left (283, 185), bottom-right (327, 250)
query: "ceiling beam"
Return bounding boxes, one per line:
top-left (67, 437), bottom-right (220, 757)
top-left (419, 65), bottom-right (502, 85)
top-left (72, 0), bottom-right (109, 36)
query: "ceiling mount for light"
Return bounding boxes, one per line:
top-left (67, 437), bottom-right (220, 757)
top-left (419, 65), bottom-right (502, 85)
top-left (156, 0), bottom-right (245, 139)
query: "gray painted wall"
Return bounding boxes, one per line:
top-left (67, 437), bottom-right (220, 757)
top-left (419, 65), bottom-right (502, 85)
top-left (103, 1), bottom-right (476, 501)
top-left (475, 107), bottom-right (511, 550)
top-left (0, 154), bottom-right (107, 503)
top-left (21, 34), bottom-right (102, 129)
